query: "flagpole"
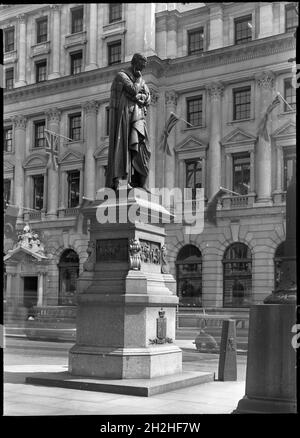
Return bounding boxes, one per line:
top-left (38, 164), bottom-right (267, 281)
top-left (276, 92), bottom-right (294, 112)
top-left (219, 186), bottom-right (240, 196)
top-left (5, 203), bottom-right (38, 212)
top-left (44, 128), bottom-right (73, 142)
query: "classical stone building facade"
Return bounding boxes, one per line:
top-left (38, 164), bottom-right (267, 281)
top-left (2, 3), bottom-right (296, 324)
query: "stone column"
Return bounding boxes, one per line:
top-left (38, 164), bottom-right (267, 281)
top-left (148, 88), bottom-right (159, 189)
top-left (5, 273), bottom-right (12, 304)
top-left (85, 4), bottom-right (98, 71)
top-left (83, 101), bottom-right (98, 200)
top-left (49, 5), bottom-right (61, 79)
top-left (255, 71), bottom-right (274, 204)
top-left (58, 171), bottom-right (67, 216)
top-left (166, 13), bottom-right (178, 58)
top-left (164, 91), bottom-right (178, 196)
top-left (273, 146), bottom-right (284, 204)
top-left (12, 115), bottom-right (26, 221)
top-left (206, 83), bottom-right (224, 200)
top-left (46, 108), bottom-right (61, 219)
top-left (143, 3), bottom-right (156, 57)
top-left (15, 14), bottom-right (27, 87)
top-left (37, 272), bottom-right (44, 307)
top-left (208, 4), bottom-right (224, 50)
top-left (249, 150), bottom-right (255, 193)
top-left (258, 2), bottom-right (273, 38)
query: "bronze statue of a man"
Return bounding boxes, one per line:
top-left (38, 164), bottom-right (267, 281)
top-left (105, 53), bottom-right (151, 190)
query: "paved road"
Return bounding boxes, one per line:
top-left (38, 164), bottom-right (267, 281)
top-left (4, 337), bottom-right (247, 416)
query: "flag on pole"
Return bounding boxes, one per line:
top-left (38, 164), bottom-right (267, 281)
top-left (257, 94), bottom-right (281, 142)
top-left (160, 112), bottom-right (180, 155)
top-left (206, 187), bottom-right (240, 226)
top-left (45, 129), bottom-right (59, 170)
top-left (75, 197), bottom-right (93, 235)
top-left (4, 204), bottom-right (19, 240)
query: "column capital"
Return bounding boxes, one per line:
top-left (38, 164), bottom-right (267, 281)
top-left (46, 108), bottom-right (61, 123)
top-left (255, 71), bottom-right (275, 89)
top-left (16, 13), bottom-right (27, 24)
top-left (50, 4), bottom-right (62, 11)
top-left (82, 100), bottom-right (99, 114)
top-left (165, 90), bottom-right (178, 106)
top-left (206, 82), bottom-right (224, 99)
top-left (12, 115), bottom-right (27, 129)
top-left (149, 88), bottom-right (159, 105)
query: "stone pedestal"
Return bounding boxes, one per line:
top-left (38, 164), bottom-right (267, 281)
top-left (69, 189), bottom-right (182, 379)
top-left (233, 304), bottom-right (297, 413)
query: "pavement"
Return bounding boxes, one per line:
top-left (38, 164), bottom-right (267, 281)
top-left (4, 336), bottom-right (247, 416)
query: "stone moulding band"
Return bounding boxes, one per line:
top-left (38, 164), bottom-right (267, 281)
top-left (69, 345), bottom-right (182, 356)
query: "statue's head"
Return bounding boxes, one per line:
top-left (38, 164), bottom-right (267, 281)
top-left (131, 53), bottom-right (147, 72)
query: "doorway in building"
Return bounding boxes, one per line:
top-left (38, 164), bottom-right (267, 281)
top-left (23, 276), bottom-right (38, 309)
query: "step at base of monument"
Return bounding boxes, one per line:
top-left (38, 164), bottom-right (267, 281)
top-left (26, 370), bottom-right (214, 397)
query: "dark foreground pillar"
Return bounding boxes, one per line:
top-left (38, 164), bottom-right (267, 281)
top-left (233, 304), bottom-right (296, 413)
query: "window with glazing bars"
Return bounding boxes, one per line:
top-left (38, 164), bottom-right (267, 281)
top-left (109, 3), bottom-right (122, 23)
top-left (4, 180), bottom-right (11, 206)
top-left (188, 28), bottom-right (204, 55)
top-left (4, 127), bottom-right (13, 152)
top-left (36, 60), bottom-right (47, 82)
top-left (69, 114), bottom-right (81, 140)
top-left (70, 51), bottom-right (82, 75)
top-left (68, 170), bottom-right (80, 207)
top-left (37, 17), bottom-right (48, 43)
top-left (5, 68), bottom-right (14, 90)
top-left (108, 41), bottom-right (121, 65)
top-left (285, 4), bottom-right (298, 32)
top-left (32, 175), bottom-right (44, 210)
top-left (232, 153), bottom-right (250, 195)
top-left (187, 96), bottom-right (203, 127)
top-left (71, 7), bottom-right (83, 33)
top-left (34, 121), bottom-right (45, 148)
top-left (4, 27), bottom-right (14, 52)
top-left (234, 15), bottom-right (252, 45)
top-left (284, 78), bottom-right (296, 111)
top-left (233, 87), bottom-right (251, 120)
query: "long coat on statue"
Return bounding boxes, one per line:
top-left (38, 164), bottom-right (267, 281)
top-left (105, 67), bottom-right (151, 188)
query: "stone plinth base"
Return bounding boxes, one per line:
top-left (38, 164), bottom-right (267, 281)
top-left (233, 304), bottom-right (296, 414)
top-left (26, 370), bottom-right (213, 397)
top-left (69, 345), bottom-right (182, 379)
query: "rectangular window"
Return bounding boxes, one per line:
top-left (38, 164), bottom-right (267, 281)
top-left (68, 170), bottom-right (80, 207)
top-left (108, 40), bottom-right (121, 65)
top-left (4, 179), bottom-right (11, 206)
top-left (187, 96), bottom-right (203, 127)
top-left (36, 17), bottom-right (48, 43)
top-left (71, 7), bottom-right (83, 34)
top-left (188, 28), bottom-right (204, 55)
top-left (69, 114), bottom-right (81, 141)
top-left (105, 106), bottom-right (110, 136)
top-left (4, 126), bottom-right (13, 152)
top-left (283, 147), bottom-right (296, 191)
top-left (234, 15), bottom-right (252, 45)
top-left (70, 51), bottom-right (82, 75)
top-left (285, 4), bottom-right (298, 32)
top-left (186, 159), bottom-right (202, 200)
top-left (109, 3), bottom-right (122, 23)
top-left (36, 60), bottom-right (47, 83)
top-left (233, 86), bottom-right (251, 120)
top-left (5, 68), bottom-right (14, 90)
top-left (32, 175), bottom-right (44, 210)
top-left (284, 78), bottom-right (296, 112)
top-left (4, 27), bottom-right (14, 52)
top-left (232, 153), bottom-right (250, 195)
top-left (34, 120), bottom-right (46, 148)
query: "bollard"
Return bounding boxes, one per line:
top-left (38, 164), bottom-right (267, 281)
top-left (218, 319), bottom-right (237, 381)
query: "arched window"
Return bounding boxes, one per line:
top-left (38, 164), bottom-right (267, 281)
top-left (176, 244), bottom-right (202, 307)
top-left (58, 249), bottom-right (79, 306)
top-left (223, 243), bottom-right (252, 308)
top-left (274, 242), bottom-right (285, 289)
